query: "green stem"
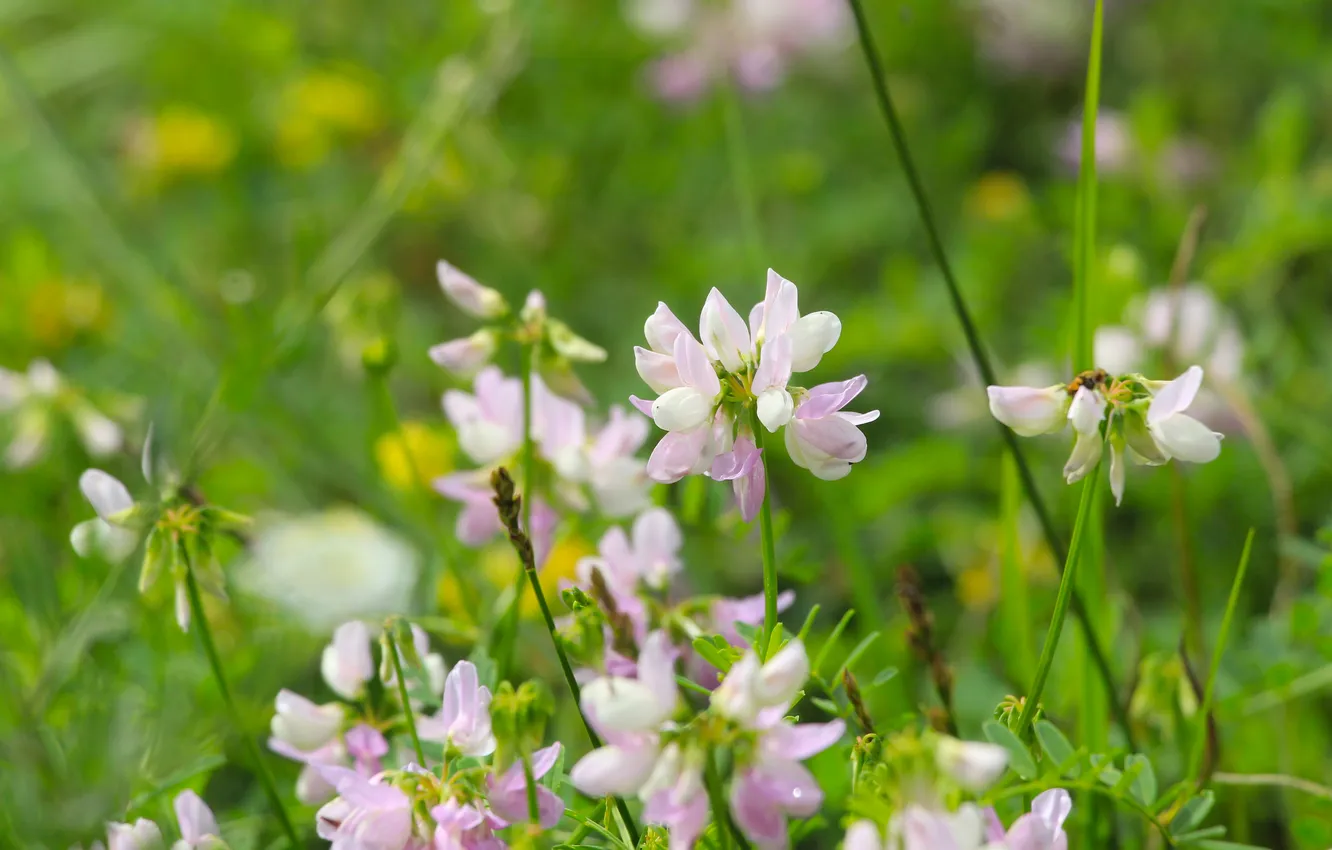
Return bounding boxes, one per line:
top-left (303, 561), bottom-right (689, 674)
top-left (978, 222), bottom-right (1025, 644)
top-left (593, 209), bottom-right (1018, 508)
top-left (386, 625), bottom-right (428, 767)
top-left (844, 0), bottom-right (1134, 750)
top-left (1015, 470), bottom-right (1099, 737)
top-left (521, 749), bottom-right (539, 824)
top-left (497, 343), bottom-right (538, 678)
top-left (1187, 529), bottom-right (1255, 784)
top-left (720, 83), bottom-right (765, 270)
top-left (181, 551), bottom-right (299, 847)
top-left (749, 415), bottom-right (780, 660)
top-left (1072, 0), bottom-right (1104, 372)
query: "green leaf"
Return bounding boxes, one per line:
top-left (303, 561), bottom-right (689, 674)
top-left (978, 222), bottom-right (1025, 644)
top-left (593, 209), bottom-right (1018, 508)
top-left (138, 527), bottom-right (166, 592)
top-left (1034, 720), bottom-right (1076, 773)
top-left (692, 637), bottom-right (731, 673)
top-left (1195, 842), bottom-right (1271, 850)
top-left (810, 697), bottom-right (842, 716)
top-left (732, 620), bottom-right (760, 645)
top-left (796, 604), bottom-right (821, 643)
top-left (1170, 792), bottom-right (1215, 835)
top-left (871, 667), bottom-right (899, 687)
top-left (833, 631), bottom-right (880, 683)
top-left (813, 610), bottom-right (856, 677)
top-left (1169, 827), bottom-right (1228, 843)
top-left (983, 721), bottom-right (1037, 780)
top-left (1126, 754), bottom-right (1157, 805)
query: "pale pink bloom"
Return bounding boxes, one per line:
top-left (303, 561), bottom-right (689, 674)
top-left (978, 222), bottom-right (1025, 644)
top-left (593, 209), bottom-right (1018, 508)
top-left (636, 0), bottom-right (850, 103)
top-left (712, 640), bottom-right (809, 724)
top-left (640, 743), bottom-right (709, 849)
top-left (710, 436), bottom-right (766, 522)
top-left (842, 820), bottom-right (884, 850)
top-left (750, 270), bottom-right (841, 372)
top-left (429, 330), bottom-right (498, 377)
top-left (986, 385), bottom-right (1069, 437)
top-left (486, 743), bottom-right (565, 828)
top-left (434, 472), bottom-right (559, 565)
top-left (586, 406), bottom-right (652, 517)
top-left (321, 620), bottom-right (376, 701)
top-left (443, 367), bottom-right (524, 466)
top-left (711, 589), bottom-right (795, 647)
top-left (316, 767), bottom-right (416, 850)
top-left (270, 689), bottom-right (343, 751)
top-left (172, 791), bottom-right (223, 849)
top-left (643, 408), bottom-right (733, 484)
top-left (577, 506), bottom-right (683, 601)
top-left (418, 660), bottom-right (496, 757)
top-left (1003, 789), bottom-right (1072, 850)
top-left (344, 724), bottom-right (390, 776)
top-left (437, 260), bottom-right (507, 319)
top-left (430, 799), bottom-right (505, 850)
top-left (106, 819), bottom-right (161, 850)
top-left (268, 734), bottom-right (345, 805)
top-left (730, 707), bottom-right (845, 848)
top-left (784, 376), bottom-right (879, 480)
top-left (651, 334), bottom-right (723, 433)
top-left (571, 632), bottom-right (678, 797)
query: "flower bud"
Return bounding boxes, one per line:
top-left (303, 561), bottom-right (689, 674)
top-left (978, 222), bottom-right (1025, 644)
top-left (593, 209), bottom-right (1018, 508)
top-left (429, 329), bottom-right (498, 376)
top-left (271, 689), bottom-right (344, 751)
top-left (107, 819), bottom-right (163, 850)
top-left (754, 639), bottom-right (810, 708)
top-left (437, 260), bottom-right (507, 319)
top-left (1067, 385), bottom-right (1106, 436)
top-left (548, 318), bottom-right (608, 363)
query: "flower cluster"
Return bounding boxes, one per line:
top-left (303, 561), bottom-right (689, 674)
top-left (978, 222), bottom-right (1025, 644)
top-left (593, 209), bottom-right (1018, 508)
top-left (69, 435), bottom-right (245, 631)
top-left (571, 634), bottom-right (844, 849)
top-left (270, 619), bottom-right (570, 850)
top-left (988, 364), bottom-right (1222, 504)
top-left (844, 788), bottom-right (1072, 850)
top-left (430, 261), bottom-right (651, 564)
top-left (626, 0), bottom-right (850, 103)
top-left (0, 359), bottom-right (127, 469)
top-left (633, 270), bottom-right (877, 519)
top-left (84, 790), bottom-right (226, 850)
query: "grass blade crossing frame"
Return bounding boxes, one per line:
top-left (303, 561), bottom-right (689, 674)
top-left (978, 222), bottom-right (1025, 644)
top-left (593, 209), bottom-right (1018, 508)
top-left (844, 0), bottom-right (1134, 746)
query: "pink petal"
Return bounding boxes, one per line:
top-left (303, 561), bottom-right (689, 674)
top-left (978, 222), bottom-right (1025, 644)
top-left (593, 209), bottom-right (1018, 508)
top-left (796, 375), bottom-right (868, 420)
top-left (674, 332), bottom-right (721, 396)
top-left (646, 426), bottom-right (711, 483)
top-left (760, 720), bottom-right (845, 761)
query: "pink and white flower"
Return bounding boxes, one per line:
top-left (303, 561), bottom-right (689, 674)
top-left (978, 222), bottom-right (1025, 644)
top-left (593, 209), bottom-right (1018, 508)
top-left (486, 743), bottom-right (565, 828)
top-left (634, 271), bottom-right (872, 518)
top-left (315, 767), bottom-right (416, 850)
top-left (172, 791), bottom-right (224, 850)
top-left (418, 660), bottom-right (496, 758)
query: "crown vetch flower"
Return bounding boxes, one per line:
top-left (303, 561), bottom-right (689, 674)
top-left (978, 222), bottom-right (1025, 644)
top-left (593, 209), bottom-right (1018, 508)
top-left (486, 743), bottom-right (565, 828)
top-left (634, 270), bottom-right (873, 518)
top-left (418, 660), bottom-right (497, 758)
top-left (988, 364), bottom-right (1222, 506)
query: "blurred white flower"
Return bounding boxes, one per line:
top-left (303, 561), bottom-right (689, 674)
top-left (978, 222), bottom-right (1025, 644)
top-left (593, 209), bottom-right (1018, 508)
top-left (0, 359), bottom-right (127, 469)
top-left (239, 509), bottom-right (418, 631)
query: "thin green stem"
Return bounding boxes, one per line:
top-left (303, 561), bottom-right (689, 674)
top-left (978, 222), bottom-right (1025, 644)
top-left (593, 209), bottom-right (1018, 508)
top-left (497, 343), bottom-right (538, 678)
top-left (1072, 0), bottom-right (1104, 372)
top-left (844, 0), bottom-right (1134, 750)
top-left (720, 83), bottom-right (765, 270)
top-left (1015, 470), bottom-right (1099, 737)
top-left (490, 469), bottom-right (642, 845)
top-left (1188, 529), bottom-right (1256, 784)
top-left (181, 550), bottom-right (299, 847)
top-left (749, 415), bottom-right (780, 660)
top-left (386, 626), bottom-right (428, 767)
top-left (1212, 772), bottom-right (1332, 803)
top-left (521, 750), bottom-right (540, 824)
top-left (1241, 663), bottom-right (1332, 715)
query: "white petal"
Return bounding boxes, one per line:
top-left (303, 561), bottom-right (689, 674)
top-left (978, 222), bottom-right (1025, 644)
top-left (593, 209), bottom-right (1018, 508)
top-left (986, 386), bottom-right (1068, 437)
top-left (755, 639), bottom-right (808, 708)
top-left (1109, 442), bottom-right (1126, 506)
top-left (935, 738), bottom-right (1008, 792)
top-left (787, 311), bottom-right (841, 373)
top-left (1063, 432), bottom-right (1103, 483)
top-left (1149, 414), bottom-right (1222, 463)
top-left (570, 745), bottom-right (656, 796)
top-left (651, 387), bottom-right (713, 433)
top-left (1147, 365), bottom-right (1204, 424)
top-left (634, 346), bottom-right (682, 393)
top-left (73, 408), bottom-right (123, 457)
top-left (1067, 386), bottom-right (1106, 436)
top-left (582, 678), bottom-right (666, 732)
top-left (79, 469), bottom-right (134, 519)
top-left (756, 388), bottom-right (793, 432)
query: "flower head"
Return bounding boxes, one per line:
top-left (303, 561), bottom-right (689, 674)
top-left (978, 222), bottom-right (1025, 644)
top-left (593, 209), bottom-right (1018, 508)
top-left (634, 271), bottom-right (874, 517)
top-left (0, 359), bottom-right (127, 469)
top-left (419, 660), bottom-right (497, 758)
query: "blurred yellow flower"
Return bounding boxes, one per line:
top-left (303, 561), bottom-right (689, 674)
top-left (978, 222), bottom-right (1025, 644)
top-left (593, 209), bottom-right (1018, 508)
top-left (965, 172), bottom-right (1031, 222)
top-left (26, 278), bottom-right (108, 347)
top-left (276, 69), bottom-right (382, 168)
top-left (435, 534), bottom-right (594, 620)
top-left (956, 564), bottom-right (997, 610)
top-left (128, 106), bottom-right (237, 180)
top-left (374, 421), bottom-right (455, 493)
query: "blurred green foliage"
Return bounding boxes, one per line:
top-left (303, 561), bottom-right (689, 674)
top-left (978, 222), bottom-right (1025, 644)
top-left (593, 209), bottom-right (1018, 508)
top-left (3, 0), bottom-right (1332, 847)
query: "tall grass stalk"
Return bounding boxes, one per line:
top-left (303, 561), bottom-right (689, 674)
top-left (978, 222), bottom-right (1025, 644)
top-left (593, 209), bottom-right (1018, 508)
top-left (1188, 529), bottom-right (1256, 784)
top-left (386, 625), bottom-right (428, 767)
top-left (844, 0), bottom-right (1133, 747)
top-left (181, 549), bottom-right (300, 847)
top-left (1015, 471), bottom-right (1099, 737)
